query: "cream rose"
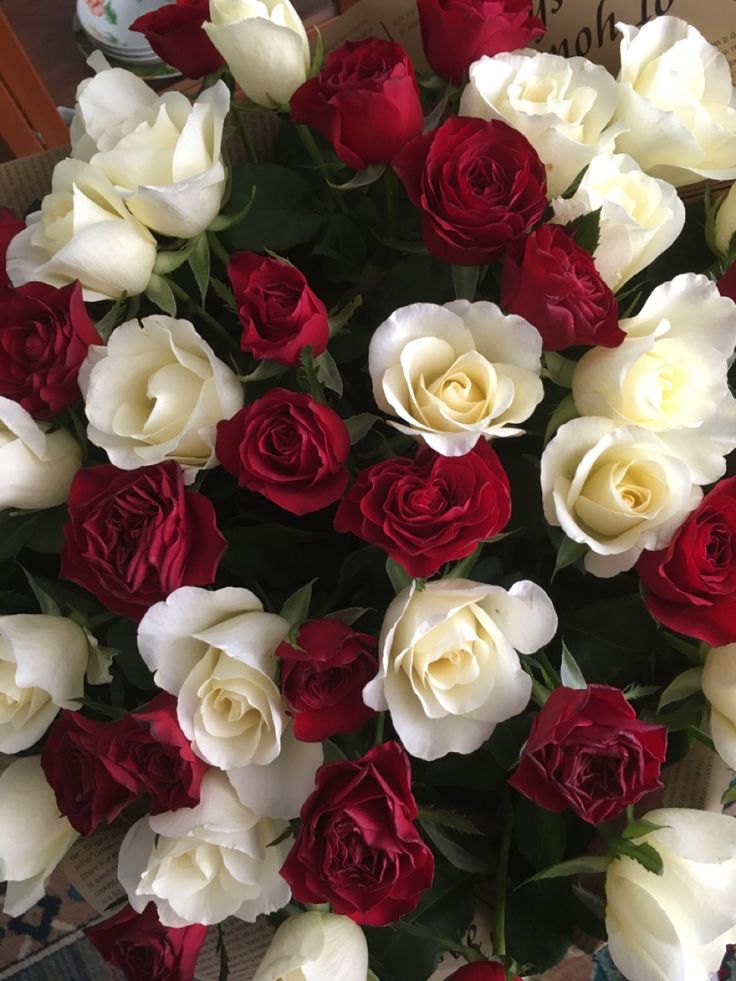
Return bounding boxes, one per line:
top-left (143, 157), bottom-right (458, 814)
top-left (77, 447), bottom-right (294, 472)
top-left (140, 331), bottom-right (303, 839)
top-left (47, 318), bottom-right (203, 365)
top-left (702, 644), bottom-right (736, 771)
top-left (541, 417), bottom-right (701, 577)
top-left (363, 578), bottom-right (557, 761)
top-left (6, 159), bottom-right (156, 303)
top-left (714, 182), bottom-right (736, 256)
top-left (572, 274), bottom-right (736, 484)
top-left (0, 757), bottom-right (78, 917)
top-left (0, 397), bottom-right (81, 510)
top-left (71, 58), bottom-right (229, 238)
top-left (368, 300), bottom-right (543, 456)
top-left (550, 153), bottom-right (685, 292)
top-left (204, 0), bottom-right (310, 109)
top-left (79, 315), bottom-right (244, 477)
top-left (0, 614), bottom-right (90, 753)
top-left (253, 911), bottom-right (369, 981)
top-left (138, 587), bottom-right (322, 817)
top-left (613, 17), bottom-right (736, 188)
top-left (118, 770), bottom-right (291, 927)
top-left (460, 50), bottom-right (622, 197)
top-left (606, 807), bottom-right (736, 981)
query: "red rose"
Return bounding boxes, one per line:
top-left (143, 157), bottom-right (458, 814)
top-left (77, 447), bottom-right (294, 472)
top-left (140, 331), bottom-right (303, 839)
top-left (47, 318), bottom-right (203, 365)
top-left (228, 253), bottom-right (329, 366)
top-left (637, 477), bottom-right (736, 645)
top-left (0, 281), bottom-right (100, 417)
top-left (290, 38), bottom-right (424, 170)
top-left (60, 462), bottom-right (225, 621)
top-left (41, 711), bottom-right (139, 836)
top-left (0, 208), bottom-right (24, 295)
top-left (85, 902), bottom-right (207, 981)
top-left (394, 117), bottom-right (547, 265)
top-left (334, 441), bottom-right (511, 578)
top-left (447, 964), bottom-right (517, 981)
top-left (719, 263), bottom-right (736, 303)
top-left (215, 388), bottom-right (350, 515)
top-left (281, 741), bottom-right (434, 925)
top-left (509, 685), bottom-right (667, 825)
top-left (130, 0), bottom-right (224, 78)
top-left (108, 693), bottom-right (208, 815)
top-left (417, 0), bottom-right (544, 84)
top-left (276, 619), bottom-right (378, 741)
top-left (501, 224), bottom-right (623, 351)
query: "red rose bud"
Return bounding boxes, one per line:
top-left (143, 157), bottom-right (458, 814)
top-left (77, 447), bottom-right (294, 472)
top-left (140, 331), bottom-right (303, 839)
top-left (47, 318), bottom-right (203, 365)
top-left (107, 693), bottom-right (208, 815)
top-left (41, 711), bottom-right (140, 836)
top-left (228, 252), bottom-right (329, 366)
top-left (637, 477), bottom-right (736, 646)
top-left (0, 281), bottom-right (101, 417)
top-left (335, 441), bottom-right (511, 578)
top-left (215, 388), bottom-right (351, 515)
top-left (418, 0), bottom-right (544, 84)
top-left (281, 741), bottom-right (434, 925)
top-left (130, 0), bottom-right (224, 78)
top-left (509, 685), bottom-right (667, 825)
top-left (447, 964), bottom-right (518, 981)
top-left (85, 902), bottom-right (207, 981)
top-left (394, 116), bottom-right (547, 265)
top-left (61, 462), bottom-right (225, 621)
top-left (276, 619), bottom-right (378, 741)
top-left (501, 224), bottom-right (623, 351)
top-left (290, 38), bottom-right (424, 170)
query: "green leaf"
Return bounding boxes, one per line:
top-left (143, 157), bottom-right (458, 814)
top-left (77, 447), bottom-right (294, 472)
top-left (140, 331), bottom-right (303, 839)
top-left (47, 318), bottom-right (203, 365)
top-left (621, 819), bottom-right (669, 841)
top-left (75, 696), bottom-right (126, 721)
top-left (314, 350), bottom-right (343, 396)
top-left (367, 971), bottom-right (381, 981)
top-left (566, 207), bottom-right (601, 255)
top-left (344, 413), bottom-right (380, 445)
top-left (325, 607), bottom-right (370, 625)
top-left (445, 544), bottom-right (484, 580)
top-left (623, 683), bottom-right (661, 701)
top-left (423, 92), bottom-right (449, 132)
top-left (553, 536), bottom-right (588, 578)
top-left (418, 808), bottom-right (482, 836)
top-left (514, 797), bottom-right (567, 870)
top-left (216, 923), bottom-right (229, 981)
top-left (526, 855), bottom-right (610, 883)
top-left (544, 352), bottom-right (576, 389)
top-left (220, 165), bottom-right (320, 250)
top-left (560, 641), bottom-right (587, 690)
top-left (658, 667), bottom-right (703, 711)
top-left (506, 879), bottom-right (577, 972)
top-left (373, 234), bottom-right (429, 255)
top-left (209, 184), bottom-right (257, 232)
top-left (188, 233), bottom-right (211, 303)
top-left (328, 294), bottom-right (363, 337)
top-left (144, 274), bottom-right (177, 316)
top-left (544, 394), bottom-right (579, 445)
top-left (242, 359), bottom-right (288, 383)
top-left (420, 820), bottom-right (489, 874)
top-left (279, 580), bottom-right (315, 627)
top-left (560, 165), bottom-right (589, 199)
top-left (386, 557), bottom-right (412, 595)
top-left (609, 839), bottom-right (663, 875)
top-left (95, 293), bottom-right (129, 342)
top-left (327, 163), bottom-right (386, 190)
top-left (267, 823), bottom-right (296, 848)
top-left (452, 264), bottom-right (481, 302)
top-left (153, 238), bottom-right (198, 275)
top-left (209, 276), bottom-right (238, 313)
top-left (309, 23), bottom-right (324, 76)
top-left (322, 739), bottom-right (348, 763)
top-left (722, 783), bottom-right (736, 806)
top-left (20, 566), bottom-right (61, 617)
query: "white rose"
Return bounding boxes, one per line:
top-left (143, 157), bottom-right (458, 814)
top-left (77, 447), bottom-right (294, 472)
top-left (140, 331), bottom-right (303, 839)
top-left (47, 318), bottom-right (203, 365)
top-left (714, 182), bottom-right (736, 255)
top-left (6, 159), bottom-right (156, 303)
top-left (72, 58), bottom-right (229, 238)
top-left (79, 315), bottom-right (244, 477)
top-left (0, 757), bottom-right (78, 917)
top-left (541, 417), bottom-right (702, 578)
top-left (364, 578), bottom-right (557, 761)
top-left (0, 613), bottom-right (90, 753)
top-left (702, 644), bottom-right (736, 771)
top-left (606, 807), bottom-right (736, 981)
top-left (0, 397), bottom-right (81, 510)
top-left (368, 300), bottom-right (543, 456)
top-left (204, 0), bottom-right (310, 109)
top-left (460, 50), bottom-right (622, 197)
top-left (253, 911), bottom-right (369, 981)
top-left (119, 770), bottom-right (291, 927)
top-left (550, 153), bottom-right (685, 292)
top-left (572, 274), bottom-right (736, 484)
top-left (613, 17), bottom-right (736, 188)
top-left (138, 587), bottom-right (322, 817)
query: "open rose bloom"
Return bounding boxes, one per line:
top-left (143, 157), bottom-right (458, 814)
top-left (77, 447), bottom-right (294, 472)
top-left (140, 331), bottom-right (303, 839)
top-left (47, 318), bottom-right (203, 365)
top-left (4, 6), bottom-right (736, 981)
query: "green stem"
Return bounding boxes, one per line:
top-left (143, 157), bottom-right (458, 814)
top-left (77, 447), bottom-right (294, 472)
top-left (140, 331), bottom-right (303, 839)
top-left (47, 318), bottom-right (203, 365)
top-left (384, 166), bottom-right (399, 240)
top-left (300, 347), bottom-right (327, 404)
top-left (438, 940), bottom-right (487, 963)
top-left (166, 278), bottom-right (239, 352)
top-left (296, 124), bottom-right (349, 214)
top-left (374, 711), bottom-right (385, 746)
top-left (494, 795), bottom-right (514, 958)
top-left (236, 108), bottom-right (259, 164)
top-left (207, 231), bottom-right (231, 268)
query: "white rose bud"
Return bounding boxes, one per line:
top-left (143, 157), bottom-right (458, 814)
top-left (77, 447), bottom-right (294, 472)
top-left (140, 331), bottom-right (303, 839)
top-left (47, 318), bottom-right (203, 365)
top-left (204, 0), bottom-right (310, 109)
top-left (0, 757), bottom-right (78, 917)
top-left (714, 182), bottom-right (736, 256)
top-left (138, 587), bottom-right (322, 817)
top-left (364, 578), bottom-right (557, 761)
top-left (613, 17), bottom-right (736, 187)
top-left (253, 911), bottom-right (369, 981)
top-left (702, 644), bottom-right (736, 771)
top-left (0, 613), bottom-right (90, 753)
top-left (551, 153), bottom-right (685, 292)
top-left (6, 159), bottom-right (157, 303)
top-left (541, 417), bottom-right (702, 578)
top-left (572, 274), bottom-right (736, 484)
top-left (79, 315), bottom-right (244, 477)
top-left (118, 770), bottom-right (291, 927)
top-left (460, 50), bottom-right (623, 197)
top-left (606, 808), bottom-right (736, 981)
top-left (368, 300), bottom-right (543, 456)
top-left (0, 397), bottom-right (81, 510)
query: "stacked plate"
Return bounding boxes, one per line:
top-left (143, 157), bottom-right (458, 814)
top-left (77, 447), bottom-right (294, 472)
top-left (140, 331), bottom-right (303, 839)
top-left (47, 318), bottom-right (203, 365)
top-left (75, 0), bottom-right (170, 66)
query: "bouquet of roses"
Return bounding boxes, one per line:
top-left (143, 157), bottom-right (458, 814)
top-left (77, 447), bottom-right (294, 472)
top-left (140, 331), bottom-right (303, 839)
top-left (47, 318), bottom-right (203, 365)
top-left (3, 1), bottom-right (736, 979)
